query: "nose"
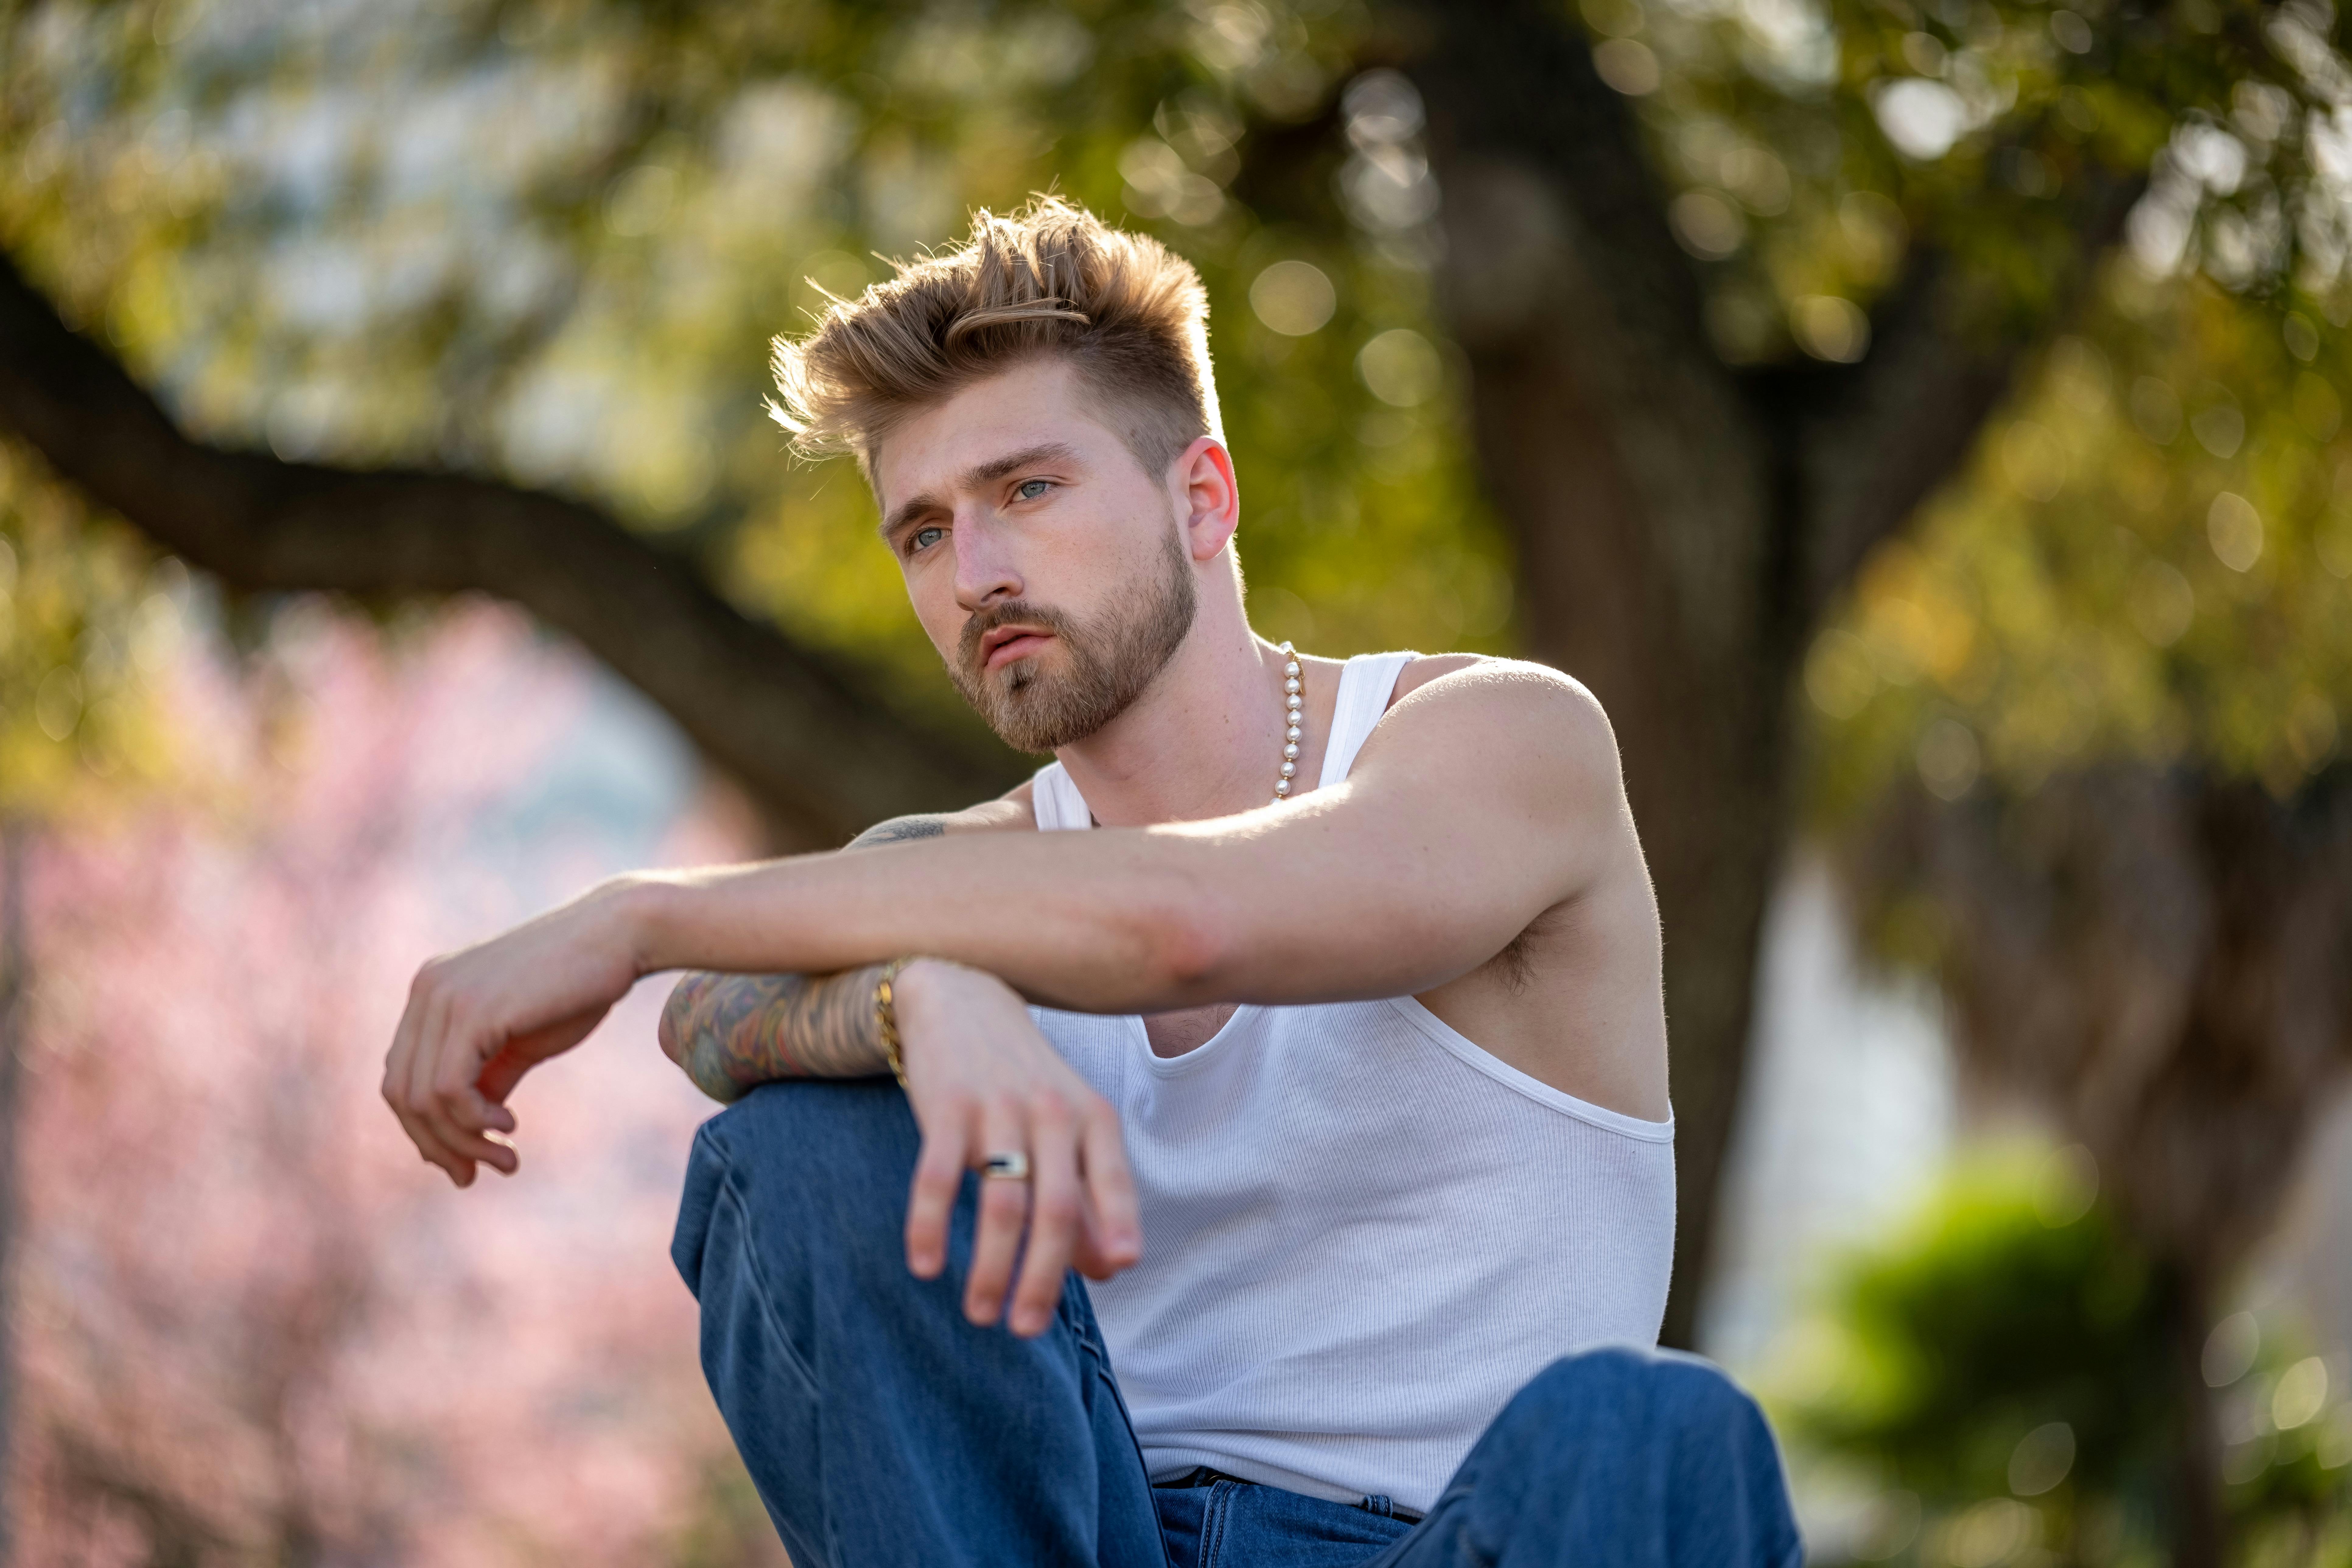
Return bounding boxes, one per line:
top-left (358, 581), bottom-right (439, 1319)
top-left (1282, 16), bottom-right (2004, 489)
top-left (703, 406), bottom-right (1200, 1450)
top-left (950, 510), bottom-right (1023, 611)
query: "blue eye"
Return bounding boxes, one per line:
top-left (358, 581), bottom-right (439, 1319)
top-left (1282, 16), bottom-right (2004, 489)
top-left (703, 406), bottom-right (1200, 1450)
top-left (908, 525), bottom-right (946, 554)
top-left (1016, 478), bottom-right (1052, 501)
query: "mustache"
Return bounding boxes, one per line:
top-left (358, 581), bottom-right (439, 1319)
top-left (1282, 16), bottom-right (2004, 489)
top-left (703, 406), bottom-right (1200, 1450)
top-left (957, 600), bottom-right (1079, 674)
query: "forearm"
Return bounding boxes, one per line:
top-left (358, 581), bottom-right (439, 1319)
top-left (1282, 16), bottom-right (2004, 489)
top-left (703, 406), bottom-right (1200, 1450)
top-left (626, 807), bottom-right (1507, 1015)
top-left (633, 829), bottom-right (1234, 1013)
top-left (628, 666), bottom-right (1602, 1016)
top-left (659, 963), bottom-right (890, 1102)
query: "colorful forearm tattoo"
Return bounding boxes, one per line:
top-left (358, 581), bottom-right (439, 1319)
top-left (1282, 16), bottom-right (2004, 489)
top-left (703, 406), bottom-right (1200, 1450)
top-left (661, 814), bottom-right (949, 1102)
top-left (666, 964), bottom-right (892, 1101)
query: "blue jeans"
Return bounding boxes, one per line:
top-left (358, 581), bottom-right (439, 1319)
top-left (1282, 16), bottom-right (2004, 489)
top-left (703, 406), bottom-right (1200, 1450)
top-left (671, 1080), bottom-right (1803, 1568)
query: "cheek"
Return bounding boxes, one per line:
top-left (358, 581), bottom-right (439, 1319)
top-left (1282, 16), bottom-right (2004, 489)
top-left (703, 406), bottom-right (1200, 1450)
top-left (1037, 500), bottom-right (1160, 604)
top-left (902, 562), bottom-right (964, 657)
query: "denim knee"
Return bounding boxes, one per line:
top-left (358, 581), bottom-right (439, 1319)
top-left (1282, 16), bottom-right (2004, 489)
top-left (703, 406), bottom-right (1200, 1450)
top-left (1513, 1345), bottom-right (1768, 1442)
top-left (671, 1078), bottom-right (917, 1300)
top-left (1423, 1346), bottom-right (1799, 1567)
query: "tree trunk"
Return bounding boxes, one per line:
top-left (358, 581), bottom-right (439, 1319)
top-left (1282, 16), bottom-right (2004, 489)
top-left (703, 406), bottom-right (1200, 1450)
top-left (1452, 313), bottom-right (1796, 1349)
top-left (1406, 0), bottom-right (2121, 1343)
top-left (1850, 765), bottom-right (2352, 1559)
top-left (1412, 2), bottom-right (1807, 1345)
top-left (2162, 1260), bottom-right (2227, 1568)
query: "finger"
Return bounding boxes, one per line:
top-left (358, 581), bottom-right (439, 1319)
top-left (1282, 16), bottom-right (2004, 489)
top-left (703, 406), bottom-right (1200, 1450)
top-left (404, 989), bottom-right (478, 1186)
top-left (475, 1004), bottom-right (602, 1119)
top-left (391, 983), bottom-right (469, 1183)
top-left (435, 1027), bottom-right (521, 1174)
top-left (433, 1121), bottom-right (519, 1176)
top-left (905, 1095), bottom-right (970, 1280)
top-left (473, 1046), bottom-right (530, 1120)
top-left (384, 978), bottom-right (452, 1175)
top-left (430, 1008), bottom-right (506, 1137)
top-left (461, 1127), bottom-right (519, 1175)
top-left (1076, 1100), bottom-right (1142, 1277)
top-left (963, 1098), bottom-right (1031, 1327)
top-left (384, 978), bottom-right (422, 1114)
top-left (1007, 1100), bottom-right (1080, 1337)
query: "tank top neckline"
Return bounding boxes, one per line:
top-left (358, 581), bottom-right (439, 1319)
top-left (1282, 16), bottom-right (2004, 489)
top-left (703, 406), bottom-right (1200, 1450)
top-left (1031, 650), bottom-right (1419, 835)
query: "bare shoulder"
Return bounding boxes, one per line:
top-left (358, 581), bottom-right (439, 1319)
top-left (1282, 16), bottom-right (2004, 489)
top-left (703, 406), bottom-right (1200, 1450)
top-left (845, 785), bottom-right (1036, 850)
top-left (1380, 655), bottom-right (1619, 775)
top-left (1389, 651), bottom-right (1489, 702)
top-left (1372, 656), bottom-right (1663, 1118)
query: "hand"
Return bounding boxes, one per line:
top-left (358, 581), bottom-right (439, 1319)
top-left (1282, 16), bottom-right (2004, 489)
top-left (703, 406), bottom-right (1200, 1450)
top-left (383, 878), bottom-right (651, 1186)
top-left (894, 960), bottom-right (1143, 1336)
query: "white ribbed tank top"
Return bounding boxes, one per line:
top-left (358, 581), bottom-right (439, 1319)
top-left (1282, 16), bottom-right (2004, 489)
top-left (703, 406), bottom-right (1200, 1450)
top-left (1029, 651), bottom-right (1676, 1514)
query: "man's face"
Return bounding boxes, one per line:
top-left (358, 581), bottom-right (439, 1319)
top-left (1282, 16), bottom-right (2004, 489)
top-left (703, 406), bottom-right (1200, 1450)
top-left (873, 358), bottom-right (1199, 753)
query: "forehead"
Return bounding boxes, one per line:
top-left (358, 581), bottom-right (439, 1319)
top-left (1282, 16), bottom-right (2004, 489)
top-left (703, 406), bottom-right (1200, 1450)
top-left (872, 358), bottom-right (1132, 513)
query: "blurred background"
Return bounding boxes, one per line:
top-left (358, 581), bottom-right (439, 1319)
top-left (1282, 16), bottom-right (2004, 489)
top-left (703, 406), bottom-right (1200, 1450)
top-left (0, 0), bottom-right (2347, 1562)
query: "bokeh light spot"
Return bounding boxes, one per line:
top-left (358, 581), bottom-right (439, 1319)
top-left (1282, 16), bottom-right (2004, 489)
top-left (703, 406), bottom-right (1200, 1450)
top-left (2008, 1420), bottom-right (2077, 1495)
top-left (1249, 261), bottom-right (1337, 337)
top-left (2203, 1311), bottom-right (2260, 1388)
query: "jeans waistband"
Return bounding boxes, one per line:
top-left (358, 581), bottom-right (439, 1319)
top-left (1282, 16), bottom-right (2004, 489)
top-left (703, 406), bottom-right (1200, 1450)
top-left (1155, 1466), bottom-right (1425, 1526)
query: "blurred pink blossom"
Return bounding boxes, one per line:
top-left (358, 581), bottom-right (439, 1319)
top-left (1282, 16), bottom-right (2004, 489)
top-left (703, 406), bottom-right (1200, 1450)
top-left (10, 599), bottom-right (778, 1564)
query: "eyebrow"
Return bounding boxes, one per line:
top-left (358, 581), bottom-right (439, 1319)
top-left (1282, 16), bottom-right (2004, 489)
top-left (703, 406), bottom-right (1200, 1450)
top-left (879, 442), bottom-right (1083, 538)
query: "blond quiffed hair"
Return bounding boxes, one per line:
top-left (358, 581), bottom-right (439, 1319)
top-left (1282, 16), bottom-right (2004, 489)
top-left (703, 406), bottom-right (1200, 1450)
top-left (768, 197), bottom-right (1223, 479)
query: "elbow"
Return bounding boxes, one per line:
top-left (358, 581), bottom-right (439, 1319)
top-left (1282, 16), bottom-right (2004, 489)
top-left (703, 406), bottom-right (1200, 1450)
top-left (656, 973), bottom-right (705, 1067)
top-left (1127, 872), bottom-right (1233, 1005)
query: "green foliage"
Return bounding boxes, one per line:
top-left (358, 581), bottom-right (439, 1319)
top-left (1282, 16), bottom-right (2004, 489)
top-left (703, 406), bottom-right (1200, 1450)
top-left (1619, 0), bottom-right (2346, 353)
top-left (1775, 1149), bottom-right (2352, 1565)
top-left (1584, 0), bottom-right (2352, 827)
top-left (0, 440), bottom-right (176, 813)
top-left (8, 0), bottom-right (2351, 798)
top-left (1800, 273), bottom-right (2352, 908)
top-left (1806, 278), bottom-right (2352, 826)
top-left (5, 0), bottom-right (2351, 859)
top-left (0, 0), bottom-right (1509, 757)
top-left (1779, 1150), bottom-right (2176, 1557)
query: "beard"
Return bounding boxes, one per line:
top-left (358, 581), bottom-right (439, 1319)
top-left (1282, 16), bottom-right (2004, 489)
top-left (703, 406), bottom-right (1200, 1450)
top-left (948, 528), bottom-right (1198, 754)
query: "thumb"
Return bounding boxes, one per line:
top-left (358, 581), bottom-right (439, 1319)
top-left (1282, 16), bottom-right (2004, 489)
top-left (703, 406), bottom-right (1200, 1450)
top-left (475, 1006), bottom-right (608, 1105)
top-left (475, 1044), bottom-right (534, 1107)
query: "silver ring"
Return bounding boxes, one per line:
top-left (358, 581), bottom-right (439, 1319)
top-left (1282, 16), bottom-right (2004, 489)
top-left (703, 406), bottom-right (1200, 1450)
top-left (980, 1151), bottom-right (1031, 1182)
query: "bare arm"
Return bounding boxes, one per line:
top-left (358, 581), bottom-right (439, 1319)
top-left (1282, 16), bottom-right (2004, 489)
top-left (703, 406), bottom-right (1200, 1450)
top-left (385, 665), bottom-right (1629, 1181)
top-left (383, 665), bottom-right (1626, 1332)
top-left (654, 814), bottom-right (949, 1101)
top-left (629, 663), bottom-right (1627, 1012)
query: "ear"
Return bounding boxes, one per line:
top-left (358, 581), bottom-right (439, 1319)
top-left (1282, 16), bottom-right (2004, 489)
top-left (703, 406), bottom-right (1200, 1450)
top-left (1170, 436), bottom-right (1240, 563)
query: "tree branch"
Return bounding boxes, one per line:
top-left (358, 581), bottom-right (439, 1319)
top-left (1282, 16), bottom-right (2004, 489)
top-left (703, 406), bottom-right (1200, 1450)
top-left (0, 251), bottom-right (1018, 845)
top-left (1772, 171), bottom-right (2147, 625)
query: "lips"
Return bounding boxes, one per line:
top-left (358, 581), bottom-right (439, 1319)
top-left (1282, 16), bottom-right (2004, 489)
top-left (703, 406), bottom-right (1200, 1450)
top-left (979, 625), bottom-right (1054, 672)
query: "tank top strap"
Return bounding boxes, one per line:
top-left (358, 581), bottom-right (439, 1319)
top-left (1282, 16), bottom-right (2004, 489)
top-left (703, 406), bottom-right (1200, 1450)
top-left (1031, 761), bottom-right (1094, 831)
top-left (1316, 651), bottom-right (1420, 789)
top-left (1032, 651), bottom-right (1417, 821)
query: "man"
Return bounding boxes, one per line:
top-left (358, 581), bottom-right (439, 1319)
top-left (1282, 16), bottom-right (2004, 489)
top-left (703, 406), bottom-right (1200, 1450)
top-left (382, 198), bottom-right (1801, 1567)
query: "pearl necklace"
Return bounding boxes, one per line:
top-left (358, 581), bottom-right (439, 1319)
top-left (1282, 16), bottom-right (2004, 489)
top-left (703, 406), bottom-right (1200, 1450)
top-left (1274, 640), bottom-right (1303, 801)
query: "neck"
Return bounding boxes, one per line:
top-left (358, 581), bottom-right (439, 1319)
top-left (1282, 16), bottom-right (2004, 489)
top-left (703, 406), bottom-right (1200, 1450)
top-left (1051, 578), bottom-right (1284, 828)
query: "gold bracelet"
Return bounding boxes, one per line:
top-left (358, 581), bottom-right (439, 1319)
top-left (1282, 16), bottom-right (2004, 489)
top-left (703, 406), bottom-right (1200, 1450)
top-left (874, 957), bottom-right (913, 1089)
